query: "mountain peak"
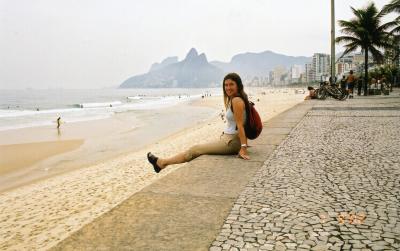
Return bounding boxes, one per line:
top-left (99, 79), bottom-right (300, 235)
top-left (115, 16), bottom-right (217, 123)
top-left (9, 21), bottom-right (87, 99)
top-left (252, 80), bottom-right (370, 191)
top-left (198, 53), bottom-right (208, 62)
top-left (149, 56), bottom-right (178, 72)
top-left (184, 48), bottom-right (198, 60)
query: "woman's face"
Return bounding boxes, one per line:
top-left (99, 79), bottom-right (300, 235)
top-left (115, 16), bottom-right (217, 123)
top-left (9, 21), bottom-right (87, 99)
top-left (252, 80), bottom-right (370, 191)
top-left (224, 79), bottom-right (238, 97)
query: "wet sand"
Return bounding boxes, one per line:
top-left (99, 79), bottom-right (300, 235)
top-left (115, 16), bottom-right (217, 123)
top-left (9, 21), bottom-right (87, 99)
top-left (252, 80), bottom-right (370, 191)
top-left (0, 140), bottom-right (83, 176)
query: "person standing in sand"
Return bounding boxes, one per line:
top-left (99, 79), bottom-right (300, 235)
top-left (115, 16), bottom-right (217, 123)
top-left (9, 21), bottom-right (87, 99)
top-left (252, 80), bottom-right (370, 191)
top-left (56, 117), bottom-right (62, 129)
top-left (147, 72), bottom-right (250, 173)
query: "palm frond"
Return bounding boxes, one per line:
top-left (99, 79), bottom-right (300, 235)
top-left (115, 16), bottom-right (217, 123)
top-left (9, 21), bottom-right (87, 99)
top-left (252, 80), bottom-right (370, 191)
top-left (390, 25), bottom-right (400, 35)
top-left (377, 33), bottom-right (396, 47)
top-left (350, 6), bottom-right (363, 20)
top-left (339, 45), bottom-right (359, 60)
top-left (381, 0), bottom-right (400, 15)
top-left (365, 3), bottom-right (379, 17)
top-left (368, 46), bottom-right (385, 64)
top-left (338, 20), bottom-right (359, 30)
top-left (378, 20), bottom-right (399, 32)
top-left (335, 36), bottom-right (362, 44)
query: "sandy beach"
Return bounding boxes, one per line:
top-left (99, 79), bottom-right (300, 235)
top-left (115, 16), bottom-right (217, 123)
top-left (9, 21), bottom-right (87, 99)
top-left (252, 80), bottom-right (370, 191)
top-left (0, 140), bottom-right (83, 176)
top-left (0, 102), bottom-right (217, 192)
top-left (0, 88), bottom-right (306, 250)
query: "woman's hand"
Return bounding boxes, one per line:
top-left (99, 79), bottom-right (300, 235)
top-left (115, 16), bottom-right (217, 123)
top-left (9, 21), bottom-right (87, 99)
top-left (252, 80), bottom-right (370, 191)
top-left (238, 147), bottom-right (250, 160)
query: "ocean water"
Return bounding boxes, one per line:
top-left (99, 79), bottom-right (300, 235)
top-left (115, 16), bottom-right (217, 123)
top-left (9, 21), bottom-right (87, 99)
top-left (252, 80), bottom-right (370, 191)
top-left (0, 88), bottom-right (221, 131)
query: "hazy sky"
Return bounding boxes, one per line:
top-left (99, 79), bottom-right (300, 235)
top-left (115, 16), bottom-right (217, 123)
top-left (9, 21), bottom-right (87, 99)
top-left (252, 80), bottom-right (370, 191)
top-left (0, 0), bottom-right (394, 89)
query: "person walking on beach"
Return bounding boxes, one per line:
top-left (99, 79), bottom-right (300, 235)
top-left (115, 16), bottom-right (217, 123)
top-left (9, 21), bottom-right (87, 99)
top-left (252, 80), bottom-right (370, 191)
top-left (56, 117), bottom-right (62, 129)
top-left (147, 73), bottom-right (250, 173)
top-left (346, 70), bottom-right (356, 99)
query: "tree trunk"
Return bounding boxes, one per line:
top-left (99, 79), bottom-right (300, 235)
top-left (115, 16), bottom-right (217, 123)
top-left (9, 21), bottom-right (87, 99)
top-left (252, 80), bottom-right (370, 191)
top-left (364, 49), bottom-right (368, 96)
top-left (390, 67), bottom-right (394, 92)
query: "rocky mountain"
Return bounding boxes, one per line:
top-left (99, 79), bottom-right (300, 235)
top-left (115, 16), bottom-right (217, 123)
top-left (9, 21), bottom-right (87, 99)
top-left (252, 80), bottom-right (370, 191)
top-left (119, 49), bottom-right (312, 88)
top-left (210, 50), bottom-right (310, 78)
top-left (149, 56), bottom-right (178, 72)
top-left (120, 48), bottom-right (224, 88)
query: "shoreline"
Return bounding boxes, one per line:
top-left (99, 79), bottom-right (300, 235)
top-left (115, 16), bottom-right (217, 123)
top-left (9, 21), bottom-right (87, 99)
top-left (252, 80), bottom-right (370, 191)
top-left (0, 89), bottom-right (307, 250)
top-left (0, 89), bottom-right (306, 193)
top-left (0, 100), bottom-right (218, 193)
top-left (0, 88), bottom-right (306, 194)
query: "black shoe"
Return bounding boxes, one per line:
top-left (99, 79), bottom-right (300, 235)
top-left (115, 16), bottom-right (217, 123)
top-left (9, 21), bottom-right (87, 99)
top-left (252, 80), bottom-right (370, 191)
top-left (147, 152), bottom-right (161, 173)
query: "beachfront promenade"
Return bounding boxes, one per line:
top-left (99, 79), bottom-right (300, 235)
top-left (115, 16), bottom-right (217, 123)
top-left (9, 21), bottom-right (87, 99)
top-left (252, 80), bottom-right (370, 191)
top-left (53, 92), bottom-right (400, 250)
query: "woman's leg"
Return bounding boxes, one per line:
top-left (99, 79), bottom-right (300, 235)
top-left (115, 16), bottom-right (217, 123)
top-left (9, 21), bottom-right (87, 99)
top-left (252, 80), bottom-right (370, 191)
top-left (158, 134), bottom-right (240, 170)
top-left (157, 152), bottom-right (186, 169)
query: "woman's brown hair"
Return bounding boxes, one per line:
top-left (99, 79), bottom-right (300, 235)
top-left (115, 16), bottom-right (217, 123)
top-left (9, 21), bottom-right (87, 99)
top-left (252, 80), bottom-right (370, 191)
top-left (222, 73), bottom-right (249, 109)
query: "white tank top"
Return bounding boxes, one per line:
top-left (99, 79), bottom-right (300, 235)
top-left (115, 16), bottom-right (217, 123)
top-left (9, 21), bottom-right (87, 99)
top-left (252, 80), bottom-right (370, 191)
top-left (224, 102), bottom-right (246, 135)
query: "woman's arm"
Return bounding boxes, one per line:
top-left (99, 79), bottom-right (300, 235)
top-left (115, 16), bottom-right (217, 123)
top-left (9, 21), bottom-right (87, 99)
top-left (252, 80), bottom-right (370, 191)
top-left (232, 97), bottom-right (250, 160)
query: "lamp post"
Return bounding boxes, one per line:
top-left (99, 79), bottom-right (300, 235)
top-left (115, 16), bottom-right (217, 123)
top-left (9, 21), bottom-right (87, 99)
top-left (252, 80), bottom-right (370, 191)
top-left (331, 0), bottom-right (336, 84)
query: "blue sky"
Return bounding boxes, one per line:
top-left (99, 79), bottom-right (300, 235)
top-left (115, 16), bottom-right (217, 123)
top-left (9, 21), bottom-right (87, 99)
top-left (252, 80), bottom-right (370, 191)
top-left (0, 0), bottom-right (394, 89)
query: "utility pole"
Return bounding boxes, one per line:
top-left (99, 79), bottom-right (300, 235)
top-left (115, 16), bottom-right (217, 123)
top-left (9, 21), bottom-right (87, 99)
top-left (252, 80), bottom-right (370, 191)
top-left (331, 0), bottom-right (336, 84)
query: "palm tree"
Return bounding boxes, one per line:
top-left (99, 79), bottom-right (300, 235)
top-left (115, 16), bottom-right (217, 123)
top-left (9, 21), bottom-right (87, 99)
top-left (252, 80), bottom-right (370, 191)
top-left (336, 3), bottom-right (395, 95)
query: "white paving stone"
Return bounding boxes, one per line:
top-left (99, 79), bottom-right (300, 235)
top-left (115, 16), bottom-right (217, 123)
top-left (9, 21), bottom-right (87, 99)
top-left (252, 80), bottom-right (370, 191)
top-left (210, 96), bottom-right (400, 251)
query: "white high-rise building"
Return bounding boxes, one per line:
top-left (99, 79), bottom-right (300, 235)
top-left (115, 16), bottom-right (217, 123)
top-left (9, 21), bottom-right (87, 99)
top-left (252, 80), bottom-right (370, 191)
top-left (271, 66), bottom-right (287, 86)
top-left (304, 63), bottom-right (313, 83)
top-left (312, 53), bottom-right (330, 82)
top-left (290, 65), bottom-right (304, 83)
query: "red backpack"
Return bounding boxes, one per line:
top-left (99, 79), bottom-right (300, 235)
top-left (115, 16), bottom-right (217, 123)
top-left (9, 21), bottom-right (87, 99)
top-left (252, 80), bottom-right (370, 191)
top-left (244, 101), bottom-right (263, 139)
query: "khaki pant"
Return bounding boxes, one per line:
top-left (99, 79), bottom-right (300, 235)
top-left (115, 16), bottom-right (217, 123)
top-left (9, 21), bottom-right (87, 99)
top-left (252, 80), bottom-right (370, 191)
top-left (184, 133), bottom-right (241, 161)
